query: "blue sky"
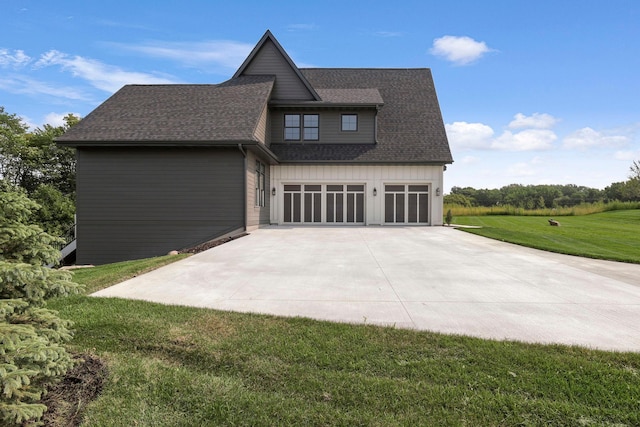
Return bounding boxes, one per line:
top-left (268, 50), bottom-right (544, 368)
top-left (2, 0), bottom-right (639, 192)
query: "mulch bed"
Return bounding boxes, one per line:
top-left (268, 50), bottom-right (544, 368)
top-left (179, 232), bottom-right (248, 254)
top-left (39, 353), bottom-right (108, 427)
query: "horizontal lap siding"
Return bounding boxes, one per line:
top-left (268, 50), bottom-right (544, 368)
top-left (270, 110), bottom-right (375, 144)
top-left (246, 151), bottom-right (270, 227)
top-left (244, 39), bottom-right (314, 101)
top-left (76, 147), bottom-right (244, 265)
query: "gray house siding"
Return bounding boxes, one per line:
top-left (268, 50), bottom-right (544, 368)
top-left (246, 151), bottom-right (271, 227)
top-left (76, 147), bottom-right (244, 265)
top-left (270, 110), bottom-right (376, 144)
top-left (243, 39), bottom-right (315, 101)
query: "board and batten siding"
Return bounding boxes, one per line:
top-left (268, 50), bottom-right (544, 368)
top-left (242, 39), bottom-right (315, 101)
top-left (76, 147), bottom-right (244, 265)
top-left (270, 164), bottom-right (445, 226)
top-left (246, 150), bottom-right (271, 228)
top-left (270, 110), bottom-right (376, 144)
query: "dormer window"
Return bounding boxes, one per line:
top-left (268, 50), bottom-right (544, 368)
top-left (341, 114), bottom-right (358, 131)
top-left (284, 114), bottom-right (319, 141)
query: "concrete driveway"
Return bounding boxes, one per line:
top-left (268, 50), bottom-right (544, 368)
top-left (93, 226), bottom-right (640, 352)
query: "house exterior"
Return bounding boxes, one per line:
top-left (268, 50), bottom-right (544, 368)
top-left (57, 31), bottom-right (453, 265)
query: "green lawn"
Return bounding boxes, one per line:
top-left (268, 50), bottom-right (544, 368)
top-left (47, 255), bottom-right (640, 426)
top-left (453, 209), bottom-right (640, 263)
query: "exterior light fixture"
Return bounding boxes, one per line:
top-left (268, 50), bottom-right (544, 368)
top-left (435, 187), bottom-right (441, 196)
top-left (272, 187), bottom-right (276, 196)
top-left (373, 187), bottom-right (377, 196)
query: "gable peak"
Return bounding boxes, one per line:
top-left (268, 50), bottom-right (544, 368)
top-left (233, 30), bottom-right (320, 101)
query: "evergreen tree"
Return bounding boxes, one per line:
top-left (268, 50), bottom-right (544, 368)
top-left (0, 191), bottom-right (83, 425)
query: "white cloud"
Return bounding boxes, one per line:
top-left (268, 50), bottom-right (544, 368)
top-left (430, 35), bottom-right (493, 65)
top-left (492, 129), bottom-right (557, 151)
top-left (506, 162), bottom-right (536, 177)
top-left (460, 155), bottom-right (479, 164)
top-left (0, 74), bottom-right (91, 101)
top-left (0, 48), bottom-right (31, 68)
top-left (111, 40), bottom-right (254, 70)
top-left (43, 112), bottom-right (80, 127)
top-left (446, 121), bottom-right (557, 151)
top-left (445, 121), bottom-right (494, 150)
top-left (614, 150), bottom-right (640, 161)
top-left (508, 113), bottom-right (559, 129)
top-left (36, 50), bottom-right (178, 92)
top-left (563, 127), bottom-right (629, 149)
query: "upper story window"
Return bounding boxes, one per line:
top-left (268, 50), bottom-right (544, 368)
top-left (284, 114), bottom-right (319, 141)
top-left (284, 114), bottom-right (300, 140)
top-left (303, 114), bottom-right (319, 140)
top-left (341, 114), bottom-right (358, 131)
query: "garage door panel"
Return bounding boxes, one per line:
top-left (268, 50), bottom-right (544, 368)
top-left (385, 184), bottom-right (429, 224)
top-left (284, 183), bottom-right (363, 224)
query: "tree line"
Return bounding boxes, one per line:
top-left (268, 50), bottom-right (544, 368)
top-left (446, 163), bottom-right (640, 209)
top-left (0, 106), bottom-right (78, 236)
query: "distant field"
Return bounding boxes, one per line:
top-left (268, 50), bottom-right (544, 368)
top-left (453, 209), bottom-right (640, 263)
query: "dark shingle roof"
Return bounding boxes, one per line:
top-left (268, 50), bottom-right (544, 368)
top-left (57, 75), bottom-right (275, 144)
top-left (268, 69), bottom-right (452, 164)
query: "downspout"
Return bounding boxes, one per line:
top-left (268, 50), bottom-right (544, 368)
top-left (238, 144), bottom-right (247, 232)
top-left (374, 106), bottom-right (380, 143)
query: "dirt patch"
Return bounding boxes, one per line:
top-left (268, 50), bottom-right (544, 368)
top-left (40, 353), bottom-right (108, 427)
top-left (180, 232), bottom-right (248, 254)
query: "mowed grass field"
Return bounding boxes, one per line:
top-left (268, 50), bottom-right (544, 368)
top-left (453, 209), bottom-right (640, 263)
top-left (45, 251), bottom-right (640, 426)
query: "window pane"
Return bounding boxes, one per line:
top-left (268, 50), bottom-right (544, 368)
top-left (284, 185), bottom-right (300, 191)
top-left (285, 114), bottom-right (300, 127)
top-left (303, 127), bottom-right (318, 140)
top-left (327, 185), bottom-right (343, 192)
top-left (342, 114), bottom-right (357, 131)
top-left (347, 185), bottom-right (364, 192)
top-left (304, 114), bottom-right (318, 127)
top-left (408, 185), bottom-right (429, 192)
top-left (385, 185), bottom-right (405, 192)
top-left (305, 185), bottom-right (321, 191)
top-left (336, 193), bottom-right (344, 222)
top-left (285, 128), bottom-right (300, 140)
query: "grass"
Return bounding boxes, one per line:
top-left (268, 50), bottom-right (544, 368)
top-left (445, 200), bottom-right (640, 217)
top-left (453, 209), bottom-right (640, 263)
top-left (71, 254), bottom-right (190, 294)
top-left (47, 252), bottom-right (640, 426)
